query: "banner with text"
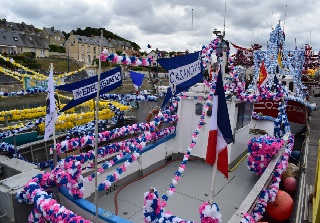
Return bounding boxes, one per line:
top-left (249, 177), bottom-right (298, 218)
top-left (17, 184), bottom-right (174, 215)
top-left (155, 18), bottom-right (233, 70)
top-left (56, 66), bottom-right (122, 112)
top-left (157, 51), bottom-right (203, 107)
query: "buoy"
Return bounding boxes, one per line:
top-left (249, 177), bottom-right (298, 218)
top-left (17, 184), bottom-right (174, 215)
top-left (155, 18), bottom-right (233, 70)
top-left (266, 190), bottom-right (293, 221)
top-left (284, 177), bottom-right (297, 192)
top-left (289, 151), bottom-right (300, 164)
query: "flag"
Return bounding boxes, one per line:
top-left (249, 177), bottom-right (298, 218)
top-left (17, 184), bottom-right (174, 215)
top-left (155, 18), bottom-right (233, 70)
top-left (56, 66), bottom-right (122, 112)
top-left (157, 51), bottom-right (203, 107)
top-left (206, 68), bottom-right (233, 179)
top-left (44, 67), bottom-right (56, 141)
top-left (277, 51), bottom-right (282, 68)
top-left (130, 70), bottom-right (144, 94)
top-left (258, 61), bottom-right (268, 87)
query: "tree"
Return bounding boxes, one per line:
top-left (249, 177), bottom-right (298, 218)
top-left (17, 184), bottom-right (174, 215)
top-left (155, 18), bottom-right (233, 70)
top-left (71, 27), bottom-right (141, 51)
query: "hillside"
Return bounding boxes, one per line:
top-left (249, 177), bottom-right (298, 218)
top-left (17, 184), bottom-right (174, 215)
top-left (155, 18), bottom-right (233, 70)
top-left (64, 27), bottom-right (141, 51)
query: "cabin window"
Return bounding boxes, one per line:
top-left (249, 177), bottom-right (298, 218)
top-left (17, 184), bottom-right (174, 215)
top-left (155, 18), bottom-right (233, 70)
top-left (236, 102), bottom-right (253, 130)
top-left (289, 82), bottom-right (294, 92)
top-left (207, 105), bottom-right (212, 117)
top-left (195, 103), bottom-right (203, 115)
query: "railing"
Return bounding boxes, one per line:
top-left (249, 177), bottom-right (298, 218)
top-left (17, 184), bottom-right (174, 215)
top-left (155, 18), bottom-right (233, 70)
top-left (312, 140), bottom-right (320, 223)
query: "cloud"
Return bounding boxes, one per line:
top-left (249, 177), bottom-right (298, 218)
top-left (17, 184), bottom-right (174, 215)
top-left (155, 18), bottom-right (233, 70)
top-left (0, 0), bottom-right (319, 52)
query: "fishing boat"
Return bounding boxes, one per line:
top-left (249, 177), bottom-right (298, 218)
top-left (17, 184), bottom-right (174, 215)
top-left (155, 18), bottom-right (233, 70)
top-left (248, 25), bottom-right (315, 135)
top-left (0, 24), bottom-right (315, 223)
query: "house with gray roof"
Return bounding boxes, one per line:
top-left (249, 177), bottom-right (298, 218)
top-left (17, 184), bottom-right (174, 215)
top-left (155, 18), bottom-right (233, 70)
top-left (66, 33), bottom-right (99, 64)
top-left (42, 26), bottom-right (65, 46)
top-left (66, 33), bottom-right (118, 64)
top-left (109, 39), bottom-right (133, 52)
top-left (0, 29), bottom-right (49, 57)
top-left (93, 36), bottom-right (116, 54)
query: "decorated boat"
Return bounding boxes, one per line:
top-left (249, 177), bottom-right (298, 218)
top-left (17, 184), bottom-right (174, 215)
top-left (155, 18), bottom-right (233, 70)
top-left (0, 23), bottom-right (315, 223)
top-left (247, 24), bottom-right (316, 134)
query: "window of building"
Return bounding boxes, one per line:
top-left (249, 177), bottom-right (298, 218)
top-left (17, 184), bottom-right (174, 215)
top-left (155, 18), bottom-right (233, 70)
top-left (40, 50), bottom-right (45, 57)
top-left (195, 103), bottom-right (203, 115)
top-left (58, 36), bottom-right (60, 41)
top-left (13, 36), bottom-right (18, 41)
top-left (81, 45), bottom-right (84, 53)
top-left (236, 102), bottom-right (253, 130)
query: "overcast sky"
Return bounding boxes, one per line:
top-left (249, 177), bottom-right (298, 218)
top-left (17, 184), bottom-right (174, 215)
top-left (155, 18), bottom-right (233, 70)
top-left (1, 0), bottom-right (318, 54)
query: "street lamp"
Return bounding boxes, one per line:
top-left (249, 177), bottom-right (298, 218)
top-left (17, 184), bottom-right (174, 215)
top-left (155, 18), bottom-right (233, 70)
top-left (66, 40), bottom-right (74, 73)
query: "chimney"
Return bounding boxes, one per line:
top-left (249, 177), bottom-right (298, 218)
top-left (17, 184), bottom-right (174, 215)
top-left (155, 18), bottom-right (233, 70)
top-left (108, 38), bottom-right (111, 42)
top-left (51, 26), bottom-right (54, 31)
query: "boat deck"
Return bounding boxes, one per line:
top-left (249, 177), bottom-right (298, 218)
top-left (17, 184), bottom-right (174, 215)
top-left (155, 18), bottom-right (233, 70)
top-left (97, 157), bottom-right (260, 222)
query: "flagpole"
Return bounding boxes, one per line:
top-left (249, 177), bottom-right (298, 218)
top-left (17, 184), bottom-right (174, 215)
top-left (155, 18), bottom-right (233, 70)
top-left (94, 30), bottom-right (103, 223)
top-left (51, 63), bottom-right (57, 168)
top-left (209, 141), bottom-right (219, 204)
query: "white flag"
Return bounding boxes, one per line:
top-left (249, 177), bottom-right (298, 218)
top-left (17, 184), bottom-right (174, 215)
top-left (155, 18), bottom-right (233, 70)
top-left (44, 67), bottom-right (56, 140)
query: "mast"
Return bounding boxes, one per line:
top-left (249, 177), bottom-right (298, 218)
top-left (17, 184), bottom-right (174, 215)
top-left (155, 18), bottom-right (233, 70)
top-left (94, 29), bottom-right (103, 223)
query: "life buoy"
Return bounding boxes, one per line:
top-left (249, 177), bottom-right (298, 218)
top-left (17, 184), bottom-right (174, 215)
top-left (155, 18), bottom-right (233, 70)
top-left (146, 109), bottom-right (162, 131)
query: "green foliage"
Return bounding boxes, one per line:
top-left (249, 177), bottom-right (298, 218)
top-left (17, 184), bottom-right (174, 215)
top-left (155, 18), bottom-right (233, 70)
top-left (169, 51), bottom-right (176, 57)
top-left (116, 50), bottom-right (123, 55)
top-left (129, 66), bottom-right (143, 71)
top-left (71, 27), bottom-right (141, 51)
top-left (49, 44), bottom-right (66, 53)
top-left (23, 52), bottom-right (36, 58)
top-left (0, 54), bottom-right (41, 69)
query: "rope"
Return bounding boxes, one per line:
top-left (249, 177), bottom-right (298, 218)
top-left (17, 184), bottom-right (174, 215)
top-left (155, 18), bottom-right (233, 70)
top-left (229, 153), bottom-right (247, 172)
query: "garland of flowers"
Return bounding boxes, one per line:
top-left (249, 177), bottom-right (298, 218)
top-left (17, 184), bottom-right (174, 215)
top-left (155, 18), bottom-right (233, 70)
top-left (143, 188), bottom-right (195, 223)
top-left (0, 54), bottom-right (87, 81)
top-left (247, 136), bottom-right (284, 175)
top-left (160, 108), bottom-right (207, 206)
top-left (66, 119), bottom-right (109, 139)
top-left (241, 133), bottom-right (294, 223)
top-left (16, 123), bottom-right (176, 222)
top-left (52, 112), bottom-right (178, 155)
top-left (0, 117), bottom-right (44, 139)
top-left (100, 93), bottom-right (158, 103)
top-left (0, 87), bottom-right (47, 97)
top-left (0, 66), bottom-right (23, 82)
top-left (201, 36), bottom-right (230, 68)
top-left (38, 108), bottom-right (114, 133)
top-left (100, 52), bottom-right (153, 66)
top-left (150, 76), bottom-right (222, 223)
top-left (251, 112), bottom-right (275, 122)
top-left (83, 127), bottom-right (176, 182)
top-left (273, 100), bottom-right (290, 138)
top-left (0, 106), bottom-right (47, 122)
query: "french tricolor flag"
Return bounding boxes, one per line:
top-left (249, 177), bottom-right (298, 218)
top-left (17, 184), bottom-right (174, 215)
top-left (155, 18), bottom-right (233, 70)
top-left (206, 68), bottom-right (234, 179)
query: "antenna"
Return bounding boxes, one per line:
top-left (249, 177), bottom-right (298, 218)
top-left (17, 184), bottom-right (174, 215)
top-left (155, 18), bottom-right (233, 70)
top-left (283, 4), bottom-right (287, 31)
top-left (192, 8), bottom-right (193, 32)
top-left (223, 1), bottom-right (226, 37)
top-left (271, 0), bottom-right (275, 29)
top-left (310, 30), bottom-right (312, 45)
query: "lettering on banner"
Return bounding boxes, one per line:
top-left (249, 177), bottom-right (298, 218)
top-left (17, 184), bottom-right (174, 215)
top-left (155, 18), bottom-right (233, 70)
top-left (168, 59), bottom-right (201, 94)
top-left (72, 72), bottom-right (121, 100)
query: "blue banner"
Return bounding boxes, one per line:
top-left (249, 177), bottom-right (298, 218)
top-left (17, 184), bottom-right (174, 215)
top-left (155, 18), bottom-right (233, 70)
top-left (157, 51), bottom-right (203, 107)
top-left (56, 66), bottom-right (122, 112)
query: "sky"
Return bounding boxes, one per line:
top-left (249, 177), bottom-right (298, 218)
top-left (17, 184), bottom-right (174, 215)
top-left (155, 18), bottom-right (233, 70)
top-left (1, 0), bottom-right (319, 54)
